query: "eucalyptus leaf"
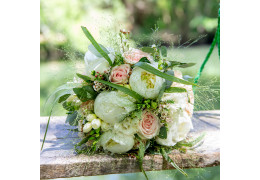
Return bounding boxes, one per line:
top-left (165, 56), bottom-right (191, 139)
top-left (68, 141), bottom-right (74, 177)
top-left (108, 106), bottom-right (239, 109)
top-left (161, 46), bottom-right (167, 57)
top-left (158, 126), bottom-right (167, 139)
top-left (164, 87), bottom-right (187, 93)
top-left (73, 85), bottom-right (97, 102)
top-left (88, 44), bottom-right (109, 58)
top-left (58, 94), bottom-right (71, 103)
top-left (96, 79), bottom-right (143, 102)
top-left (81, 26), bottom-right (112, 65)
top-left (66, 111), bottom-right (78, 126)
top-left (134, 62), bottom-right (197, 86)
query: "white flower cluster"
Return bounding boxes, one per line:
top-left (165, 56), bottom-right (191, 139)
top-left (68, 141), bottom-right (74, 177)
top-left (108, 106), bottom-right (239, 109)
top-left (74, 47), bottom-right (194, 154)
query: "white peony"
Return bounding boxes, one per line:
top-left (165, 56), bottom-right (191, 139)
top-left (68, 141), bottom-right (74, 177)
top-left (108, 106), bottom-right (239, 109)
top-left (156, 109), bottom-right (193, 146)
top-left (99, 131), bottom-right (134, 154)
top-left (84, 48), bottom-right (115, 79)
top-left (94, 91), bottom-right (136, 124)
top-left (113, 117), bottom-right (139, 136)
top-left (129, 65), bottom-right (165, 99)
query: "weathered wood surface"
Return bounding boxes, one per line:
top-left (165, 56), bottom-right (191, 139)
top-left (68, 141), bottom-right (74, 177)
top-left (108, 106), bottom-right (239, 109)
top-left (40, 110), bottom-right (220, 179)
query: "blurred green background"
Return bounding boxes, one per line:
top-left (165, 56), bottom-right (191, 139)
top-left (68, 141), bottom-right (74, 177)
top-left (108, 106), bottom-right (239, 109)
top-left (40, 0), bottom-right (220, 179)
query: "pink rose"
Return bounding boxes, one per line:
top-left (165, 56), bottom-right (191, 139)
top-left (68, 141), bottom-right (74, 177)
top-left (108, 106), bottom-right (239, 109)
top-left (138, 110), bottom-right (160, 139)
top-left (109, 64), bottom-right (130, 84)
top-left (123, 49), bottom-right (153, 64)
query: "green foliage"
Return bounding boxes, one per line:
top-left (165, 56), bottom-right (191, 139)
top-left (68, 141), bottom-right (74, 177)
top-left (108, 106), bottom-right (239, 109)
top-left (58, 94), bottom-right (70, 103)
top-left (165, 70), bottom-right (174, 89)
top-left (137, 139), bottom-right (149, 180)
top-left (160, 148), bottom-right (188, 177)
top-left (81, 26), bottom-right (112, 65)
top-left (158, 126), bottom-right (167, 139)
top-left (160, 46), bottom-right (167, 57)
top-left (141, 47), bottom-right (156, 56)
top-left (164, 87), bottom-right (187, 93)
top-left (65, 111), bottom-right (78, 126)
top-left (97, 79), bottom-right (144, 102)
top-left (73, 85), bottom-right (97, 102)
top-left (139, 57), bottom-right (151, 63)
top-left (134, 62), bottom-right (197, 86)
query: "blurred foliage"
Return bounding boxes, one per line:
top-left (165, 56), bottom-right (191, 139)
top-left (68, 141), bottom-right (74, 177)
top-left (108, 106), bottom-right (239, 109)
top-left (40, 0), bottom-right (219, 62)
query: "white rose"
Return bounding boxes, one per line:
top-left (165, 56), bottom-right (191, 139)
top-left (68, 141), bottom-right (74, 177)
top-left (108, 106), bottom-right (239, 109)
top-left (99, 131), bottom-right (134, 154)
top-left (156, 111), bottom-right (193, 146)
top-left (113, 117), bottom-right (139, 136)
top-left (84, 48), bottom-right (115, 79)
top-left (83, 122), bottom-right (92, 133)
top-left (91, 118), bottom-right (101, 129)
top-left (94, 91), bottom-right (136, 124)
top-left (129, 66), bottom-right (165, 99)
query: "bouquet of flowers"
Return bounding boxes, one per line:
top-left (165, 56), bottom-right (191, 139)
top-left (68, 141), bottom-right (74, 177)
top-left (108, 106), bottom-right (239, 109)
top-left (42, 27), bottom-right (205, 178)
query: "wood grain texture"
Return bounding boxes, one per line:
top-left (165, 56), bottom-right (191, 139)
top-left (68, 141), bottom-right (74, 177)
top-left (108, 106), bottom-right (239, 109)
top-left (40, 110), bottom-right (220, 179)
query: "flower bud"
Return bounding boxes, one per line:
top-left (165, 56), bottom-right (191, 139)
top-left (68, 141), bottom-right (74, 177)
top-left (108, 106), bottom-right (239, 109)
top-left (91, 118), bottom-right (101, 129)
top-left (83, 122), bottom-right (92, 133)
top-left (86, 114), bottom-right (97, 122)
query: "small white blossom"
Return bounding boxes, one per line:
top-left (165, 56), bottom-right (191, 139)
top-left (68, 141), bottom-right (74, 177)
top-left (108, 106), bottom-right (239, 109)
top-left (86, 114), bottom-right (97, 122)
top-left (91, 118), bottom-right (101, 129)
top-left (83, 122), bottom-right (92, 133)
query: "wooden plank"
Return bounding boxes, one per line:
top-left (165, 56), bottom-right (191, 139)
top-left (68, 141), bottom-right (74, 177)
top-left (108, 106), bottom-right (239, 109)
top-left (40, 110), bottom-right (220, 179)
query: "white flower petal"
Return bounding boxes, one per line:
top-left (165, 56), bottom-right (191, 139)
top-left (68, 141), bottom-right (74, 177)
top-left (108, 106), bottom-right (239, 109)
top-left (99, 131), bottom-right (134, 154)
top-left (94, 91), bottom-right (136, 124)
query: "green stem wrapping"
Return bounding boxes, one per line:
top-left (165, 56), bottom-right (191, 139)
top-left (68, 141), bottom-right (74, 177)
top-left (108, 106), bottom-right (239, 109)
top-left (194, 8), bottom-right (220, 84)
top-left (41, 107), bottom-right (53, 150)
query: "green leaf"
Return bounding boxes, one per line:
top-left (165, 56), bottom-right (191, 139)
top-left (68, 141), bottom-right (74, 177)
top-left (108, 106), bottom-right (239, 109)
top-left (161, 46), bottom-right (167, 57)
top-left (160, 148), bottom-right (188, 177)
top-left (137, 140), bottom-right (149, 180)
top-left (66, 111), bottom-right (78, 126)
top-left (41, 106), bottom-right (53, 151)
top-left (141, 47), bottom-right (156, 55)
top-left (165, 70), bottom-right (174, 89)
top-left (164, 87), bottom-right (187, 93)
top-left (177, 63), bottom-right (196, 68)
top-left (62, 102), bottom-right (75, 111)
top-left (81, 26), bottom-right (112, 66)
top-left (168, 61), bottom-right (196, 69)
top-left (73, 85), bottom-right (97, 102)
top-left (177, 132), bottom-right (206, 147)
top-left (158, 126), bottom-right (167, 139)
top-left (88, 44), bottom-right (109, 58)
top-left (134, 62), bottom-right (197, 86)
top-left (58, 94), bottom-right (71, 103)
top-left (76, 73), bottom-right (92, 82)
top-left (139, 57), bottom-right (151, 63)
top-left (96, 79), bottom-right (143, 102)
top-left (157, 82), bottom-right (166, 102)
